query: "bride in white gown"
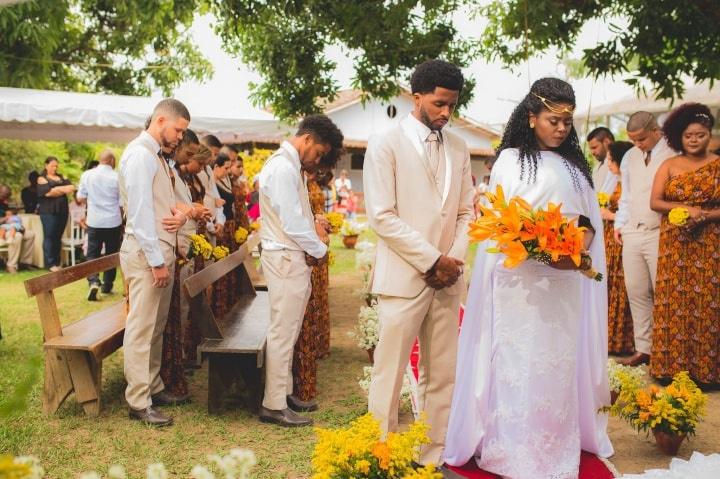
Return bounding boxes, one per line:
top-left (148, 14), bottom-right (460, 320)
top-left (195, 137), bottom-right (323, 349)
top-left (443, 78), bottom-right (613, 479)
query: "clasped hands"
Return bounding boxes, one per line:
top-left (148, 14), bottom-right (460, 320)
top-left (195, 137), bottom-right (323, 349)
top-left (424, 255), bottom-right (464, 290)
top-left (162, 203), bottom-right (213, 232)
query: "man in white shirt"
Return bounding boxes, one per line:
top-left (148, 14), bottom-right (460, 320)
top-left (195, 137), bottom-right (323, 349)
top-left (587, 126), bottom-right (618, 194)
top-left (334, 169), bottom-right (352, 205)
top-left (614, 112), bottom-right (677, 367)
top-left (77, 150), bottom-right (122, 300)
top-left (119, 99), bottom-right (191, 426)
top-left (257, 114), bottom-right (343, 427)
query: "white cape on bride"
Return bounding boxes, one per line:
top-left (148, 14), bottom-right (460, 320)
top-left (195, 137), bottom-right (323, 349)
top-left (443, 148), bottom-right (614, 478)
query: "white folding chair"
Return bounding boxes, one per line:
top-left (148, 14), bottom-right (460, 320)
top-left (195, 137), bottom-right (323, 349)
top-left (61, 223), bottom-right (85, 266)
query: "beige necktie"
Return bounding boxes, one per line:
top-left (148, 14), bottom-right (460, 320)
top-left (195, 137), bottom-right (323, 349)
top-left (426, 131), bottom-right (445, 194)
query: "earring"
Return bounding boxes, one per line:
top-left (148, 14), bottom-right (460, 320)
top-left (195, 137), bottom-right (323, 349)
top-left (529, 121), bottom-right (535, 128)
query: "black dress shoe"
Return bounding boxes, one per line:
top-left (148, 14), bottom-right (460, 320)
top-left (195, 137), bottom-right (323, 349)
top-left (101, 284), bottom-right (113, 294)
top-left (287, 394), bottom-right (318, 412)
top-left (87, 283), bottom-right (100, 301)
top-left (151, 390), bottom-right (191, 406)
top-left (129, 406), bottom-right (173, 426)
top-left (259, 406), bottom-right (313, 427)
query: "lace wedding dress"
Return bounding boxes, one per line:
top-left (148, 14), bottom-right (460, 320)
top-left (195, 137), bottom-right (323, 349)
top-left (443, 149), bottom-right (614, 479)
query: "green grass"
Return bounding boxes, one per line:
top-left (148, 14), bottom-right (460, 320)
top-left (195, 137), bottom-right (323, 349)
top-left (0, 242), bottom-right (371, 478)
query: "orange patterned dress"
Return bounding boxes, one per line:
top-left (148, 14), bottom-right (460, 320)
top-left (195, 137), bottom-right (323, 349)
top-left (603, 182), bottom-right (635, 354)
top-left (292, 180), bottom-right (331, 400)
top-left (651, 158), bottom-right (720, 383)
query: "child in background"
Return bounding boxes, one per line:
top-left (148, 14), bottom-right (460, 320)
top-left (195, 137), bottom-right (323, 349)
top-left (0, 208), bottom-right (24, 240)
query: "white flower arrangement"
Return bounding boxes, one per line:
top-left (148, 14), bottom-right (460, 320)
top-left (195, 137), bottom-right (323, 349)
top-left (1, 449), bottom-right (255, 479)
top-left (349, 305), bottom-right (380, 350)
top-left (340, 220), bottom-right (365, 236)
top-left (358, 366), bottom-right (412, 406)
top-left (354, 241), bottom-right (376, 272)
top-left (12, 456), bottom-right (44, 479)
top-left (607, 358), bottom-right (647, 393)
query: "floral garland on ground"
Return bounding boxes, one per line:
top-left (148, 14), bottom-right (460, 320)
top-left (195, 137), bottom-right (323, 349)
top-left (349, 306), bottom-right (379, 351)
top-left (358, 366), bottom-right (413, 408)
top-left (608, 359), bottom-right (646, 394)
top-left (0, 449), bottom-right (256, 479)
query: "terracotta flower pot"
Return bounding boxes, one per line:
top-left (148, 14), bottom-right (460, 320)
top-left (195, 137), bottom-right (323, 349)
top-left (367, 347), bottom-right (375, 364)
top-left (653, 429), bottom-right (687, 455)
top-left (342, 234), bottom-right (359, 249)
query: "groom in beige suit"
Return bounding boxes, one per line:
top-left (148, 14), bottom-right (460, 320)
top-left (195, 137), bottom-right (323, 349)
top-left (364, 60), bottom-right (474, 475)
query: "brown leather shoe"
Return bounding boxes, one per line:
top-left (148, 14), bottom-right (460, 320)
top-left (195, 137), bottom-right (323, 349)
top-left (129, 406), bottom-right (173, 426)
top-left (151, 390), bottom-right (191, 406)
top-left (287, 394), bottom-right (318, 412)
top-left (617, 352), bottom-right (650, 367)
top-left (259, 406), bottom-right (313, 427)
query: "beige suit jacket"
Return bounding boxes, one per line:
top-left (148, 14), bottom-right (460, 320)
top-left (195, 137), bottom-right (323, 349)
top-left (363, 118), bottom-right (475, 298)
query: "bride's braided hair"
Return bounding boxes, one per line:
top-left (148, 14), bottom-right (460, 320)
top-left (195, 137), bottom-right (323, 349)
top-left (497, 78), bottom-right (593, 191)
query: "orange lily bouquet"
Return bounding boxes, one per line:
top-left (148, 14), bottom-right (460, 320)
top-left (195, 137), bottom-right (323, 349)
top-left (469, 185), bottom-right (603, 281)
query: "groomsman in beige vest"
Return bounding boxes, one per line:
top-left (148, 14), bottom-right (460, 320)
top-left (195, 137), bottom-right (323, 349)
top-left (119, 99), bottom-right (192, 426)
top-left (614, 111), bottom-right (677, 366)
top-left (258, 115), bottom-right (344, 427)
top-left (364, 60), bottom-right (474, 476)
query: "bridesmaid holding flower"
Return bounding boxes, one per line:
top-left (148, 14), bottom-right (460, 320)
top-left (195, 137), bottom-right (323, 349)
top-left (650, 103), bottom-right (720, 385)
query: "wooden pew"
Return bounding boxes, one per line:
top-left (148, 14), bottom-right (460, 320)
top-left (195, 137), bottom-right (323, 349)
top-left (184, 232), bottom-right (270, 414)
top-left (24, 254), bottom-right (124, 416)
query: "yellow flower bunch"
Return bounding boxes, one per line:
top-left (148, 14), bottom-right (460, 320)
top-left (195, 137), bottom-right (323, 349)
top-left (212, 245), bottom-right (230, 261)
top-left (325, 212), bottom-right (345, 234)
top-left (190, 233), bottom-right (213, 260)
top-left (597, 192), bottom-right (610, 208)
top-left (239, 148), bottom-right (273, 185)
top-left (234, 226), bottom-right (249, 245)
top-left (606, 371), bottom-right (706, 435)
top-left (668, 207), bottom-right (690, 226)
top-left (249, 221), bottom-right (260, 232)
top-left (0, 456), bottom-right (31, 479)
top-left (312, 413), bottom-right (440, 479)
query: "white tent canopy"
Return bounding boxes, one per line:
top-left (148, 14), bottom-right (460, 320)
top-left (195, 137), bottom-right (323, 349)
top-left (582, 82), bottom-right (720, 121)
top-left (0, 87), bottom-right (293, 143)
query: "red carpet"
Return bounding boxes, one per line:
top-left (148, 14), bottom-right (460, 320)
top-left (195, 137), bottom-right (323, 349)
top-left (446, 451), bottom-right (616, 478)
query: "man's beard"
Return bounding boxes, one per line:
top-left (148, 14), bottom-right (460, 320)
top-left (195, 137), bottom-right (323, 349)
top-left (419, 105), bottom-right (440, 131)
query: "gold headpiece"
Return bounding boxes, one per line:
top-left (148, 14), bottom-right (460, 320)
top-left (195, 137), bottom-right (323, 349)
top-left (531, 92), bottom-right (575, 114)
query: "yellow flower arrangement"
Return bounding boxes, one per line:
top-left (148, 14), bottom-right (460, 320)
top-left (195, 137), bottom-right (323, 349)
top-left (212, 245), bottom-right (230, 261)
top-left (312, 413), bottom-right (441, 479)
top-left (249, 221), bottom-right (260, 232)
top-left (668, 207), bottom-right (690, 226)
top-left (325, 212), bottom-right (345, 234)
top-left (239, 148), bottom-right (273, 185)
top-left (234, 226), bottom-right (249, 245)
top-left (190, 233), bottom-right (213, 260)
top-left (605, 371), bottom-right (706, 436)
top-left (597, 192), bottom-right (610, 208)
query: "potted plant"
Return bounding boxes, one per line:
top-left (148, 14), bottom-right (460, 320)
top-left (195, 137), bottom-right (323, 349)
top-left (604, 371), bottom-right (706, 455)
top-left (340, 220), bottom-right (364, 249)
top-left (607, 359), bottom-right (646, 405)
top-left (349, 305), bottom-right (379, 363)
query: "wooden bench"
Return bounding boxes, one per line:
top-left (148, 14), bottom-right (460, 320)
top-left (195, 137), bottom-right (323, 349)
top-left (184, 232), bottom-right (270, 414)
top-left (24, 254), bottom-right (124, 416)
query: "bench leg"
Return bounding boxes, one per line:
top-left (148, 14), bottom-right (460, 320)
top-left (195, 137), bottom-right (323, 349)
top-left (239, 355), bottom-right (263, 412)
top-left (43, 350), bottom-right (74, 415)
top-left (65, 350), bottom-right (102, 416)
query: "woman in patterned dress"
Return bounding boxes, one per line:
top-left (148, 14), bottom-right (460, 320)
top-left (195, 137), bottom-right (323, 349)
top-left (601, 141), bottom-right (635, 355)
top-left (650, 103), bottom-right (720, 385)
top-left (292, 167), bottom-right (333, 403)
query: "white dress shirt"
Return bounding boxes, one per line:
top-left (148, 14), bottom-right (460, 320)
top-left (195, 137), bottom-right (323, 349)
top-left (614, 137), bottom-right (675, 231)
top-left (77, 164), bottom-right (122, 228)
top-left (592, 160), bottom-right (618, 195)
top-left (119, 130), bottom-right (166, 267)
top-left (258, 141), bottom-right (327, 258)
top-left (334, 177), bottom-right (352, 197)
top-left (401, 113), bottom-right (452, 205)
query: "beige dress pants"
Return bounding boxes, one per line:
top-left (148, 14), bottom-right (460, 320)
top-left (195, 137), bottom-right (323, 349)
top-left (120, 235), bottom-right (176, 410)
top-left (621, 228), bottom-right (660, 355)
top-left (6, 230), bottom-right (35, 269)
top-left (369, 287), bottom-right (460, 465)
top-left (261, 249), bottom-right (312, 411)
